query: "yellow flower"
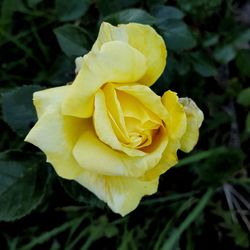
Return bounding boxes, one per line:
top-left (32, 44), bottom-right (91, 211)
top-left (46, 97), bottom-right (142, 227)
top-left (25, 22), bottom-right (203, 216)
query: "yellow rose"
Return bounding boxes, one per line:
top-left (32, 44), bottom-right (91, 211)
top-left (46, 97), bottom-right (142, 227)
top-left (25, 22), bottom-right (203, 216)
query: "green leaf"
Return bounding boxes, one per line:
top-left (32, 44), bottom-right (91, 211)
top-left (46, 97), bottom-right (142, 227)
top-left (202, 33), bottom-right (219, 47)
top-left (151, 5), bottom-right (184, 23)
top-left (191, 51), bottom-right (217, 77)
top-left (0, 151), bottom-right (49, 221)
top-left (103, 8), bottom-right (156, 25)
top-left (60, 179), bottom-right (105, 209)
top-left (95, 0), bottom-right (140, 16)
top-left (27, 0), bottom-right (42, 8)
top-left (236, 50), bottom-right (250, 77)
top-left (1, 85), bottom-right (42, 137)
top-left (214, 45), bottom-right (236, 64)
top-left (246, 112), bottom-right (250, 133)
top-left (176, 0), bottom-right (222, 17)
top-left (158, 20), bottom-right (196, 52)
top-left (55, 0), bottom-right (91, 21)
top-left (233, 29), bottom-right (250, 48)
top-left (54, 25), bottom-right (89, 57)
top-left (237, 87), bottom-right (250, 107)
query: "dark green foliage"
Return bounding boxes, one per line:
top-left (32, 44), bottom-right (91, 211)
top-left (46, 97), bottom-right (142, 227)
top-left (193, 147), bottom-right (245, 185)
top-left (153, 4), bottom-right (196, 52)
top-left (236, 50), bottom-right (250, 77)
top-left (55, 0), bottom-right (91, 22)
top-left (158, 19), bottom-right (197, 52)
top-left (0, 151), bottom-right (49, 221)
top-left (246, 112), bottom-right (250, 133)
top-left (190, 51), bottom-right (217, 77)
top-left (0, 0), bottom-right (249, 249)
top-left (2, 85), bottom-right (43, 136)
top-left (103, 8), bottom-right (156, 25)
top-left (60, 179), bottom-right (105, 209)
top-left (237, 87), bottom-right (250, 107)
top-left (53, 25), bottom-right (90, 57)
top-left (96, 0), bottom-right (140, 16)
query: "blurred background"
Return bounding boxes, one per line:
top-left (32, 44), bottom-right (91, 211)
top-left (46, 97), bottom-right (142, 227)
top-left (0, 0), bottom-right (249, 249)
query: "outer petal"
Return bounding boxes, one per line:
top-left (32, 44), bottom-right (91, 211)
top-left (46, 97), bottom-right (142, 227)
top-left (142, 139), bottom-right (180, 181)
top-left (105, 176), bottom-right (158, 216)
top-left (32, 86), bottom-right (70, 118)
top-left (75, 172), bottom-right (159, 216)
top-left (92, 22), bottom-right (128, 52)
top-left (25, 86), bottom-right (87, 179)
top-left (75, 56), bottom-right (83, 74)
top-left (72, 128), bottom-right (168, 178)
top-left (92, 22), bottom-right (167, 86)
top-left (179, 98), bottom-right (204, 153)
top-left (62, 41), bottom-right (147, 118)
top-left (162, 90), bottom-right (187, 140)
top-left (122, 23), bottom-right (167, 85)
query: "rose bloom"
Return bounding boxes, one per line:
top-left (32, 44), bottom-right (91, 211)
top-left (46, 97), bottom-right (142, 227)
top-left (25, 22), bottom-right (203, 216)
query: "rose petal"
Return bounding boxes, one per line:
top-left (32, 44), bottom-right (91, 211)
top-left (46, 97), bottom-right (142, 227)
top-left (117, 84), bottom-right (167, 121)
top-left (25, 86), bottom-right (88, 179)
top-left (92, 22), bottom-right (167, 86)
top-left (92, 22), bottom-right (128, 52)
top-left (72, 128), bottom-right (168, 178)
top-left (73, 130), bottom-right (143, 177)
top-left (179, 98), bottom-right (204, 152)
top-left (75, 171), bottom-right (158, 216)
top-left (105, 176), bottom-right (158, 216)
top-left (32, 86), bottom-right (70, 118)
top-left (142, 139), bottom-right (180, 181)
top-left (162, 90), bottom-right (187, 140)
top-left (101, 83), bottom-right (129, 143)
top-left (62, 41), bottom-right (147, 118)
top-left (122, 23), bottom-right (167, 85)
top-left (94, 89), bottom-right (145, 156)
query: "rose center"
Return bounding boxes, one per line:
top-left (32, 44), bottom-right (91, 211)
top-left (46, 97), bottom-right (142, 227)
top-left (102, 83), bottom-right (163, 151)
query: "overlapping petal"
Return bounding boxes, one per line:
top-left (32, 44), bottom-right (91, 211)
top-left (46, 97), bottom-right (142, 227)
top-left (116, 84), bottom-right (167, 120)
top-left (76, 171), bottom-right (158, 216)
top-left (179, 98), bottom-right (204, 152)
top-left (105, 176), bottom-right (158, 216)
top-left (122, 23), bottom-right (167, 85)
top-left (94, 89), bottom-right (145, 156)
top-left (62, 41), bottom-right (147, 118)
top-left (25, 86), bottom-right (86, 179)
top-left (92, 22), bottom-right (167, 86)
top-left (101, 83), bottom-right (129, 143)
top-left (32, 86), bottom-right (69, 118)
top-left (162, 90), bottom-right (187, 140)
top-left (72, 127), bottom-right (168, 178)
top-left (142, 139), bottom-right (180, 181)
